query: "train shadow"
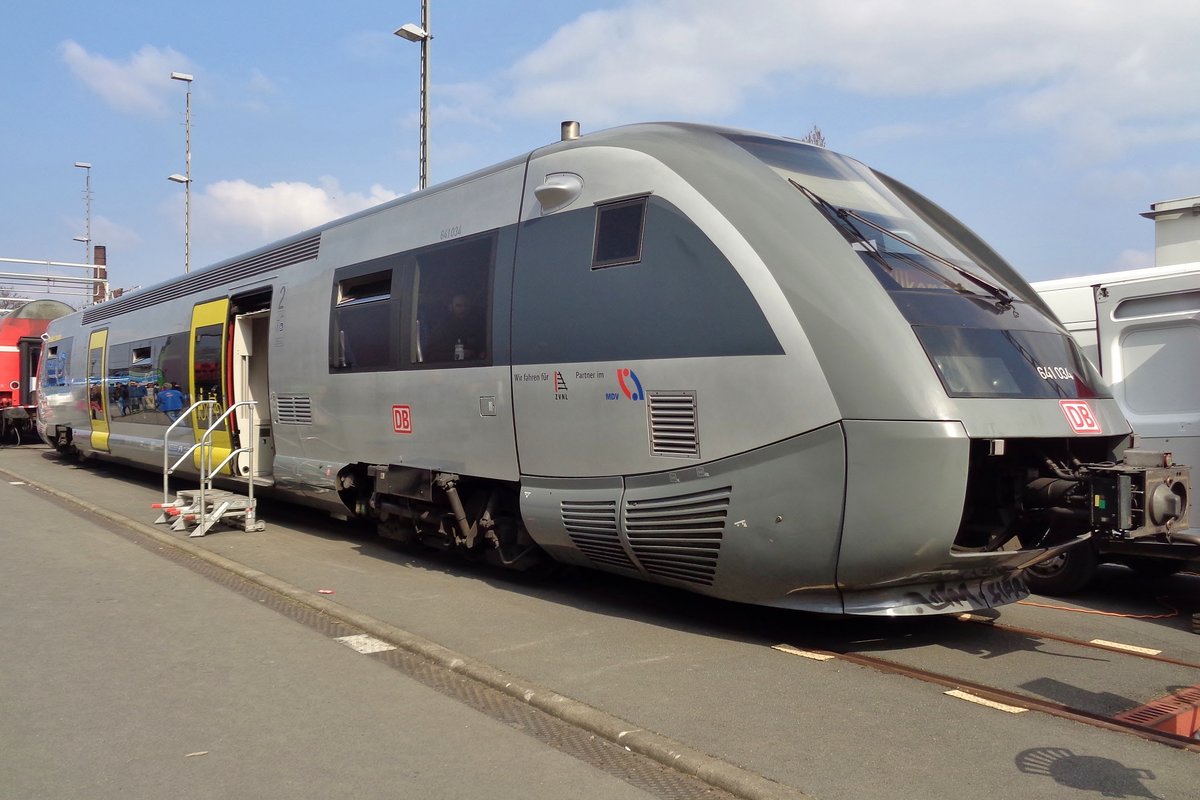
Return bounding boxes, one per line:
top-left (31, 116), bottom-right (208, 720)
top-left (1027, 565), bottom-right (1200, 636)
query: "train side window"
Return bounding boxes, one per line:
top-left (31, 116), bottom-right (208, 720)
top-left (411, 234), bottom-right (495, 366)
top-left (592, 196), bottom-right (647, 269)
top-left (44, 339), bottom-right (73, 388)
top-left (331, 268), bottom-right (395, 371)
top-left (107, 342), bottom-right (133, 419)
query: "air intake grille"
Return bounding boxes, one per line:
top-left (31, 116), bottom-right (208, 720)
top-left (648, 391), bottom-right (699, 458)
top-left (273, 394), bottom-right (313, 425)
top-left (624, 487), bottom-right (729, 585)
top-left (561, 500), bottom-right (637, 570)
top-left (82, 234), bottom-right (320, 324)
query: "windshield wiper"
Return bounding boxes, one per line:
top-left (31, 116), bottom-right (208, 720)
top-left (837, 206), bottom-right (1015, 312)
top-left (790, 179), bottom-right (1016, 313)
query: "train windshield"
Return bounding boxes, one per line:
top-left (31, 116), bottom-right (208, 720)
top-left (729, 134), bottom-right (1110, 400)
top-left (727, 134), bottom-right (1022, 302)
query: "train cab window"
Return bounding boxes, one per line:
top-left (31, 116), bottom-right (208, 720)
top-left (411, 234), bottom-right (494, 366)
top-left (331, 268), bottom-right (395, 371)
top-left (592, 197), bottom-right (647, 269)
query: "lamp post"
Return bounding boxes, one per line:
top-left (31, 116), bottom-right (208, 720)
top-left (74, 161), bottom-right (92, 264)
top-left (170, 71), bottom-right (194, 273)
top-left (72, 236), bottom-right (90, 267)
top-left (394, 1), bottom-right (431, 190)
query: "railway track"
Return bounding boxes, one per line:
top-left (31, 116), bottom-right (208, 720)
top-left (960, 609), bottom-right (1200, 669)
top-left (772, 604), bottom-right (1200, 752)
top-left (830, 648), bottom-right (1200, 752)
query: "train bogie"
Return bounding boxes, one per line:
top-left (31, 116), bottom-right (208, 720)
top-left (36, 122), bottom-right (1194, 616)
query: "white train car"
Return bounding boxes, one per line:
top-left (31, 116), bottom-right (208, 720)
top-left (1034, 263), bottom-right (1200, 587)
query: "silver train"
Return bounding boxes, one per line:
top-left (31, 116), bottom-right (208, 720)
top-left (37, 122), bottom-right (1191, 615)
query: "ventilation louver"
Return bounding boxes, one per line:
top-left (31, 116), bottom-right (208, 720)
top-left (82, 234), bottom-right (320, 324)
top-left (561, 500), bottom-right (637, 570)
top-left (624, 486), bottom-right (729, 586)
top-left (648, 390), bottom-right (699, 458)
top-left (273, 394), bottom-right (313, 425)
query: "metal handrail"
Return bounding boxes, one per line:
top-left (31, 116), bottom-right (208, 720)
top-left (192, 400), bottom-right (258, 531)
top-left (161, 400), bottom-right (216, 507)
top-left (160, 400), bottom-right (259, 527)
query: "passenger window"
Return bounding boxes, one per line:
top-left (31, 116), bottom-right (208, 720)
top-left (331, 268), bottom-right (395, 371)
top-left (107, 342), bottom-right (132, 419)
top-left (592, 197), bottom-right (647, 269)
top-left (411, 235), bottom-right (494, 366)
top-left (44, 339), bottom-right (73, 388)
top-left (338, 271), bottom-right (392, 305)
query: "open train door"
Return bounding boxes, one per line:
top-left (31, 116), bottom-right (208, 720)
top-left (189, 299), bottom-right (235, 474)
top-left (230, 305), bottom-right (274, 479)
top-left (86, 329), bottom-right (110, 452)
top-left (1095, 269), bottom-right (1200, 528)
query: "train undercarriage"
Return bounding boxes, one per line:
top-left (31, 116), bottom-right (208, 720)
top-left (955, 436), bottom-right (1196, 595)
top-left (338, 463), bottom-right (550, 572)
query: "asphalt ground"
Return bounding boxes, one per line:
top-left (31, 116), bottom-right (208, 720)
top-left (2, 443), bottom-right (1198, 800)
top-left (0, 456), bottom-right (708, 800)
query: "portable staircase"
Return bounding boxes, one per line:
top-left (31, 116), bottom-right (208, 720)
top-left (152, 399), bottom-right (266, 537)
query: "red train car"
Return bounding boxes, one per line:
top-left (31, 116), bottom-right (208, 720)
top-left (0, 300), bottom-right (73, 441)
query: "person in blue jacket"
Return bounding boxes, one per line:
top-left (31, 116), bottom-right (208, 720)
top-left (157, 382), bottom-right (185, 422)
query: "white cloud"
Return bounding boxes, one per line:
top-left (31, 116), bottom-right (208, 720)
top-left (90, 215), bottom-right (142, 249)
top-left (498, 0), bottom-right (1200, 160)
top-left (1112, 249), bottom-right (1153, 271)
top-left (60, 40), bottom-right (193, 116)
top-left (246, 69), bottom-right (276, 94)
top-left (193, 178), bottom-right (400, 241)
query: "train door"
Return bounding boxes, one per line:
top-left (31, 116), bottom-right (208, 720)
top-left (189, 299), bottom-right (234, 474)
top-left (18, 337), bottom-right (41, 406)
top-left (86, 329), bottom-right (110, 452)
top-left (231, 309), bottom-right (274, 478)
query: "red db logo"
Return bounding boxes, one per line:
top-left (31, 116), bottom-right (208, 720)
top-left (392, 404), bottom-right (412, 434)
top-left (1059, 400), bottom-right (1101, 434)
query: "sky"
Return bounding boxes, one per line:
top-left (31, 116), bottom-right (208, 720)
top-left (3, 0), bottom-right (1200, 303)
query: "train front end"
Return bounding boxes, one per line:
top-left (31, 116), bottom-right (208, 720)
top-left (717, 131), bottom-right (1191, 615)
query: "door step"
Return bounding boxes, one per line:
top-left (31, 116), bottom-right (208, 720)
top-left (152, 488), bottom-right (266, 537)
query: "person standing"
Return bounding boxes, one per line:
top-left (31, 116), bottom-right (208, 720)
top-left (157, 382), bottom-right (185, 422)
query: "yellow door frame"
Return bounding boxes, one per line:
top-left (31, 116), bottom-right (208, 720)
top-left (189, 299), bottom-right (234, 473)
top-left (87, 329), bottom-right (110, 452)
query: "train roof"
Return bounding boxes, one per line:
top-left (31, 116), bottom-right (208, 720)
top-left (78, 122), bottom-right (809, 324)
top-left (75, 122), bottom-right (859, 328)
top-left (0, 299), bottom-right (73, 332)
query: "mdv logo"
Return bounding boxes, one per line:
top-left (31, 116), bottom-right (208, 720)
top-left (618, 368), bottom-right (643, 401)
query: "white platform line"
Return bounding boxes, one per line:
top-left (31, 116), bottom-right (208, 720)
top-left (771, 644), bottom-right (836, 661)
top-left (945, 689), bottom-right (1028, 714)
top-left (1090, 639), bottom-right (1162, 656)
top-left (335, 634), bottom-right (398, 654)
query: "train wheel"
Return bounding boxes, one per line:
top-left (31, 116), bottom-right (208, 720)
top-left (1023, 541), bottom-right (1098, 596)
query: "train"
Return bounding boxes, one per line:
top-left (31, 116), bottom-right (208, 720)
top-left (36, 121), bottom-right (1192, 616)
top-left (0, 299), bottom-right (73, 442)
top-left (1033, 265), bottom-right (1200, 591)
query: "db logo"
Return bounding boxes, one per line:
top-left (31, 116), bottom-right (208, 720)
top-left (1059, 400), bottom-right (1101, 434)
top-left (392, 404), bottom-right (412, 435)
